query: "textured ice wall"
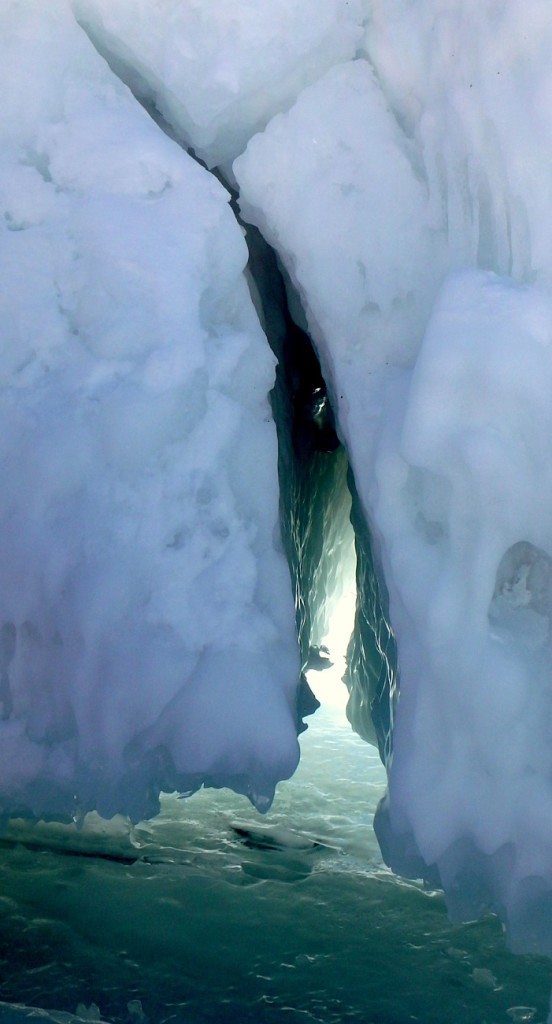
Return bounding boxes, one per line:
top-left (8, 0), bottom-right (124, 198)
top-left (71, 0), bottom-right (365, 169)
top-left (0, 0), bottom-right (300, 821)
top-left (65, 0), bottom-right (374, 727)
top-left (9, 0), bottom-right (552, 964)
top-left (363, 0), bottom-right (551, 284)
top-left (235, 7), bottom-right (552, 953)
top-left (374, 271), bottom-right (552, 949)
top-left (235, 59), bottom-right (424, 751)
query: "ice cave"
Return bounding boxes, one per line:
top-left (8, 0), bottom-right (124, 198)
top-left (2, 1), bottom-right (552, 1021)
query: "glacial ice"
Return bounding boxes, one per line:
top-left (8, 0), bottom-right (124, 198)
top-left (0, 0), bottom-right (300, 821)
top-left (6, 0), bottom-right (552, 979)
top-left (71, 0), bottom-right (365, 169)
top-left (234, 8), bottom-right (552, 957)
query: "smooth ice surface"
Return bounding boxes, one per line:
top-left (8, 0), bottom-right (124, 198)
top-left (234, 6), bottom-right (552, 956)
top-left (0, 0), bottom-right (300, 821)
top-left (72, 0), bottom-right (365, 169)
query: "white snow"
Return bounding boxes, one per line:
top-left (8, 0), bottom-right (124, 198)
top-left (0, 0), bottom-right (299, 821)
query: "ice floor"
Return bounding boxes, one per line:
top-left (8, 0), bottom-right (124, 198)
top-left (0, 668), bottom-right (550, 1024)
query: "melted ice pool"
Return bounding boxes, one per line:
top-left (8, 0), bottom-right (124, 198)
top-left (0, 670), bottom-right (550, 1024)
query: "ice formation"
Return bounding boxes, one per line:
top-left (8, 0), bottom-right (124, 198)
top-left (234, 3), bottom-right (552, 956)
top-left (6, 0), bottom-right (552, 975)
top-left (71, 0), bottom-right (365, 169)
top-left (0, 0), bottom-right (301, 822)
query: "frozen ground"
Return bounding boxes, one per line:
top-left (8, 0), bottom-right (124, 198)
top-left (0, 674), bottom-right (550, 1024)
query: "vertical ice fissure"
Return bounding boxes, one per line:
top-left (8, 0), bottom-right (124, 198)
top-left (73, 7), bottom-right (397, 750)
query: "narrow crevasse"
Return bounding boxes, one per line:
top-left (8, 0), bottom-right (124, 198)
top-left (344, 472), bottom-right (397, 764)
top-left (70, 0), bottom-right (397, 767)
top-left (238, 217), bottom-right (398, 755)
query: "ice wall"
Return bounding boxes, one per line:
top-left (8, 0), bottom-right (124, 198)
top-left (234, 59), bottom-right (423, 754)
top-left (69, 0), bottom-right (393, 752)
top-left (7, 0), bottom-right (552, 967)
top-left (0, 0), bottom-right (300, 822)
top-left (234, 6), bottom-right (552, 955)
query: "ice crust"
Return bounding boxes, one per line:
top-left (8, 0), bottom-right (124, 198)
top-left (234, 11), bottom-right (552, 954)
top-left (0, 0), bottom-right (300, 821)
